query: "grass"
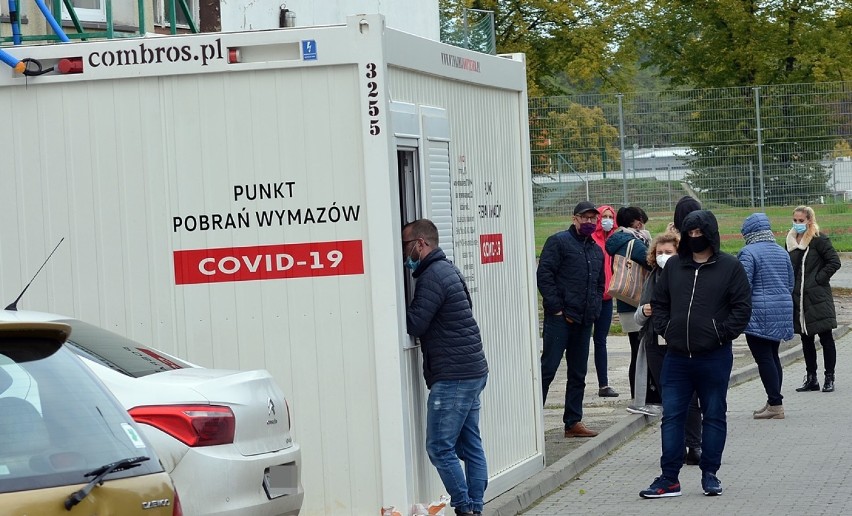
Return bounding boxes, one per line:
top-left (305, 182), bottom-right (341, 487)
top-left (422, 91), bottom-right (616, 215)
top-left (535, 203), bottom-right (852, 257)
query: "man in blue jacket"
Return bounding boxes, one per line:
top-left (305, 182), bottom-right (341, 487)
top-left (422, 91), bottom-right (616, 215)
top-left (537, 201), bottom-right (605, 438)
top-left (640, 210), bottom-right (752, 499)
top-left (404, 219), bottom-right (489, 516)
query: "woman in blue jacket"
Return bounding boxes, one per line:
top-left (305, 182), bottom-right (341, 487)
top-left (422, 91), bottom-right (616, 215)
top-left (605, 206), bottom-right (653, 400)
top-left (738, 213), bottom-right (794, 419)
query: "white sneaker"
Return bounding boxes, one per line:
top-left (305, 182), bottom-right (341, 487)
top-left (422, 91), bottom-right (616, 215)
top-left (626, 404), bottom-right (661, 417)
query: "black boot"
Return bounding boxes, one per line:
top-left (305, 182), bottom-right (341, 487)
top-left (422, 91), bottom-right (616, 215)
top-left (795, 373), bottom-right (820, 392)
top-left (823, 373), bottom-right (835, 392)
top-left (684, 447), bottom-right (701, 466)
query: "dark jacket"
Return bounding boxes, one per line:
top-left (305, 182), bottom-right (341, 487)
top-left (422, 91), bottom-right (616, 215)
top-left (537, 225), bottom-right (605, 325)
top-left (605, 228), bottom-right (652, 312)
top-left (406, 248), bottom-right (488, 388)
top-left (635, 266), bottom-right (664, 348)
top-left (787, 231), bottom-right (841, 335)
top-left (652, 210), bottom-right (752, 356)
top-left (737, 213), bottom-right (794, 342)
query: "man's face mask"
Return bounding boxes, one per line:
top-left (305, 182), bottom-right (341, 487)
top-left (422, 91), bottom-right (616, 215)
top-left (688, 234), bottom-right (711, 253)
top-left (579, 222), bottom-right (596, 236)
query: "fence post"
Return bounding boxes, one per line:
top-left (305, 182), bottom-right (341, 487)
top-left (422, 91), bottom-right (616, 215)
top-left (748, 161), bottom-right (755, 208)
top-left (617, 94), bottom-right (628, 206)
top-left (753, 87), bottom-right (766, 208)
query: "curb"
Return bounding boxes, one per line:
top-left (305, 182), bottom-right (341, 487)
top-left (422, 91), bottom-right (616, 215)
top-left (484, 414), bottom-right (647, 516)
top-left (484, 323), bottom-right (850, 516)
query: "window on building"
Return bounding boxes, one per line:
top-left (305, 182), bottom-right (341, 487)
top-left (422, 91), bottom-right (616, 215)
top-left (155, 0), bottom-right (198, 28)
top-left (63, 0), bottom-right (106, 23)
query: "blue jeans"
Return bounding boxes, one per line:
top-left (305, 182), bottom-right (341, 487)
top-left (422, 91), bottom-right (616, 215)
top-left (593, 298), bottom-right (613, 387)
top-left (425, 375), bottom-right (488, 513)
top-left (541, 313), bottom-right (593, 428)
top-left (747, 334), bottom-right (783, 406)
top-left (660, 346), bottom-right (732, 480)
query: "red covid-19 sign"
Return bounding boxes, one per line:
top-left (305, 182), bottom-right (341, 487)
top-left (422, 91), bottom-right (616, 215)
top-left (173, 240), bottom-right (364, 284)
top-left (480, 233), bottom-right (504, 264)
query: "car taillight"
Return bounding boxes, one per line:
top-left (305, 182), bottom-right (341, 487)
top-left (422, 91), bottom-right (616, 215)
top-left (172, 484), bottom-right (183, 516)
top-left (129, 405), bottom-right (236, 447)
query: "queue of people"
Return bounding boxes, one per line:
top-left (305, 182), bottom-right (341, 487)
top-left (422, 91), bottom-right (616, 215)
top-left (400, 200), bottom-right (841, 513)
top-left (531, 198), bottom-right (841, 500)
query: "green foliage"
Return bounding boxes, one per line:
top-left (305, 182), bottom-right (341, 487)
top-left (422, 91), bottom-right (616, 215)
top-left (638, 0), bottom-right (852, 88)
top-left (439, 0), bottom-right (641, 96)
top-left (529, 100), bottom-right (621, 176)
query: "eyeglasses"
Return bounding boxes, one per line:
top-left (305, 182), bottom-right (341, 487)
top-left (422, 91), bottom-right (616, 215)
top-left (575, 214), bottom-right (598, 222)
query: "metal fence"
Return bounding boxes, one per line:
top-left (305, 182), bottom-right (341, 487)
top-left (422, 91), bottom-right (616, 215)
top-left (529, 82), bottom-right (852, 217)
top-left (440, 8), bottom-right (496, 55)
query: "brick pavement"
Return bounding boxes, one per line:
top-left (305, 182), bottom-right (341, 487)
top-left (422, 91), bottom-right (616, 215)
top-left (518, 331), bottom-right (852, 515)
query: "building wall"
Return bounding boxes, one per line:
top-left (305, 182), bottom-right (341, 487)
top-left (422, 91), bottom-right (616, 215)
top-left (219, 0), bottom-right (440, 40)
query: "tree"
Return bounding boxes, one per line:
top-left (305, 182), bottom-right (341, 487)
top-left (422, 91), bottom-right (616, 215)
top-left (638, 0), bottom-right (852, 87)
top-left (439, 0), bottom-right (642, 96)
top-left (637, 1), bottom-right (852, 206)
top-left (529, 100), bottom-right (621, 178)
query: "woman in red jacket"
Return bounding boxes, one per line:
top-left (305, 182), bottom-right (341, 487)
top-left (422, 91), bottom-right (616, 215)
top-left (591, 204), bottom-right (619, 397)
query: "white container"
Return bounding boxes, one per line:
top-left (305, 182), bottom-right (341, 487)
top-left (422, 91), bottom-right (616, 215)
top-left (0, 14), bottom-right (543, 515)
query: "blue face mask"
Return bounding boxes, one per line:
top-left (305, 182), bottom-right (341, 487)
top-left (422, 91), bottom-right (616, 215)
top-left (405, 256), bottom-right (420, 271)
top-left (793, 223), bottom-right (807, 234)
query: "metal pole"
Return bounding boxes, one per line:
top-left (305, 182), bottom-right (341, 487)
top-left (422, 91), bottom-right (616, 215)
top-left (632, 143), bottom-right (638, 181)
top-left (754, 87), bottom-right (766, 208)
top-left (462, 9), bottom-right (469, 49)
top-left (748, 161), bottom-right (755, 208)
top-left (667, 165), bottom-right (673, 211)
top-left (617, 94), bottom-right (628, 206)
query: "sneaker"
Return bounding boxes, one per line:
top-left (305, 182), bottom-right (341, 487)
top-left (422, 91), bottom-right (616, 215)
top-left (639, 476), bottom-right (682, 498)
top-left (598, 386), bottom-right (620, 397)
top-left (626, 405), bottom-right (661, 417)
top-left (701, 471), bottom-right (723, 496)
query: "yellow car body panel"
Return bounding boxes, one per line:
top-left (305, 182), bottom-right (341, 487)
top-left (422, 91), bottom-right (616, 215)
top-left (0, 472), bottom-right (176, 516)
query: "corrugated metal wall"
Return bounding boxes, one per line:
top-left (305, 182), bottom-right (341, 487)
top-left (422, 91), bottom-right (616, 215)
top-left (0, 64), bottom-right (385, 515)
top-left (388, 66), bottom-right (542, 501)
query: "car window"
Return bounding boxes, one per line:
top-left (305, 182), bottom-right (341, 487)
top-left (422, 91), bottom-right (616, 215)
top-left (0, 338), bottom-right (164, 494)
top-left (61, 319), bottom-right (192, 378)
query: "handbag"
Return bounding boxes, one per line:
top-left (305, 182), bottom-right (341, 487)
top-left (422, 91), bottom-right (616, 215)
top-left (607, 239), bottom-right (649, 307)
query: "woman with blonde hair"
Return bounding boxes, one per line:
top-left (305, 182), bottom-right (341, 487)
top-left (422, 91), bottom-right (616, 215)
top-left (787, 205), bottom-right (842, 392)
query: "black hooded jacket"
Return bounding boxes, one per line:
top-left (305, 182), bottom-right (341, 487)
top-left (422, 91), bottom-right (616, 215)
top-left (651, 210), bottom-right (752, 356)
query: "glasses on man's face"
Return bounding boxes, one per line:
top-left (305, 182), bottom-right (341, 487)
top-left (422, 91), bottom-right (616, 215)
top-left (576, 214), bottom-right (598, 222)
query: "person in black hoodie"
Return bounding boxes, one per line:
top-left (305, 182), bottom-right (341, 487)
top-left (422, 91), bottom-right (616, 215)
top-left (639, 210), bottom-right (751, 499)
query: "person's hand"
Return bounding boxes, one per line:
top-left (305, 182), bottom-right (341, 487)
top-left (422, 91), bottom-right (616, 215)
top-left (642, 304), bottom-right (652, 316)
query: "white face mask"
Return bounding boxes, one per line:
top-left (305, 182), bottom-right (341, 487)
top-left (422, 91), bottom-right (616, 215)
top-left (601, 219), bottom-right (614, 231)
top-left (656, 254), bottom-right (672, 269)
